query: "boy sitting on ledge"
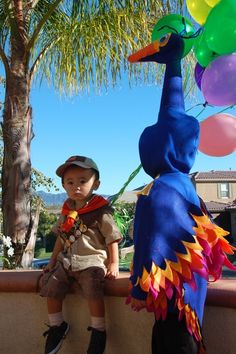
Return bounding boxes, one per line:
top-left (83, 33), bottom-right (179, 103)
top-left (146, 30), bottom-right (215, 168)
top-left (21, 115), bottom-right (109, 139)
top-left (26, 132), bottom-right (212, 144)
top-left (40, 155), bottom-right (122, 354)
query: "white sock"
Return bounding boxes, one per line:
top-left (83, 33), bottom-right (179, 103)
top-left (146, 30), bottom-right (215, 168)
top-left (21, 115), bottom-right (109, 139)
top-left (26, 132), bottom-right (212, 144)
top-left (90, 316), bottom-right (105, 331)
top-left (48, 312), bottom-right (64, 327)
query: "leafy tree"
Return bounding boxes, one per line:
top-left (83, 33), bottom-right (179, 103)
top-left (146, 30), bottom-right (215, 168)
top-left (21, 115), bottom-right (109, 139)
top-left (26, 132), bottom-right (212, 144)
top-left (35, 209), bottom-right (58, 255)
top-left (0, 1), bottom-right (189, 266)
top-left (37, 210), bottom-right (57, 239)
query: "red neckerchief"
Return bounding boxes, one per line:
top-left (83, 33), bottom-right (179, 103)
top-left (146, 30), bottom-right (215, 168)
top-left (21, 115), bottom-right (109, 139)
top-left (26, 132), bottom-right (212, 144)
top-left (60, 195), bottom-right (109, 233)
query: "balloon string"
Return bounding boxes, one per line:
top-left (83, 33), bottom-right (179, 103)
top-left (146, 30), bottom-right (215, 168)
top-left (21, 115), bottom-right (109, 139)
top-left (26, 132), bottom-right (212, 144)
top-left (185, 102), bottom-right (206, 113)
top-left (184, 80), bottom-right (196, 101)
top-left (216, 105), bottom-right (235, 114)
top-left (195, 106), bottom-right (207, 119)
top-left (186, 102), bottom-right (235, 121)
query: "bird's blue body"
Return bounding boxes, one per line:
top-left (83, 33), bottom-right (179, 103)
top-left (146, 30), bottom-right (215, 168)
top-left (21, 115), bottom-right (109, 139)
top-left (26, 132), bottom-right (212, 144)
top-left (128, 26), bottom-right (235, 345)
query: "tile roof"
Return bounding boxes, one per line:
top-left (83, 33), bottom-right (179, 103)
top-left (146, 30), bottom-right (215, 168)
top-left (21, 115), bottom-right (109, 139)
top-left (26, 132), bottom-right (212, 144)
top-left (194, 171), bottom-right (236, 181)
top-left (109, 171), bottom-right (236, 205)
top-left (205, 201), bottom-right (229, 212)
top-left (226, 201), bottom-right (236, 210)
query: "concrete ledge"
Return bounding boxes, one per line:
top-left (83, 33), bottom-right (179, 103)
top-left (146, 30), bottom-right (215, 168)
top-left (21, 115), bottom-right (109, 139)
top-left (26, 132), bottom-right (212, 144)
top-left (0, 270), bottom-right (131, 296)
top-left (0, 270), bottom-right (42, 292)
top-left (206, 279), bottom-right (236, 308)
top-left (0, 270), bottom-right (236, 307)
top-left (1, 271), bottom-right (236, 354)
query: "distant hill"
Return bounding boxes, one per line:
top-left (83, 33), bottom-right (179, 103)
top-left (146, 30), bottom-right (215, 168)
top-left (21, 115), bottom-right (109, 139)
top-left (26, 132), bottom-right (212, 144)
top-left (37, 191), bottom-right (111, 206)
top-left (37, 191), bottom-right (67, 206)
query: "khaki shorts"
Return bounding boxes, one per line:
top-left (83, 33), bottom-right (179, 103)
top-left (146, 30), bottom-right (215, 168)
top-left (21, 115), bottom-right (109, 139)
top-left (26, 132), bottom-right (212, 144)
top-left (40, 261), bottom-right (106, 300)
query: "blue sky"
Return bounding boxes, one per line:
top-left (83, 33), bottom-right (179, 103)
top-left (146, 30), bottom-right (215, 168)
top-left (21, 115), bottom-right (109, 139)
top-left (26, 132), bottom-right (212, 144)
top-left (30, 75), bottom-right (236, 196)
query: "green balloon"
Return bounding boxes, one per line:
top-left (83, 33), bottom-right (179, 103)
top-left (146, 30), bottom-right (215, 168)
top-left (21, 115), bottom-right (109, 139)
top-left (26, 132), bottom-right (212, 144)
top-left (194, 32), bottom-right (219, 67)
top-left (151, 14), bottom-right (195, 57)
top-left (205, 0), bottom-right (236, 55)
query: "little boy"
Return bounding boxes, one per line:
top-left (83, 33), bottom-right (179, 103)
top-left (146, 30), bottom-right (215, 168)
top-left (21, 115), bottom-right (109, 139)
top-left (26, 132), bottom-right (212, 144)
top-left (40, 155), bottom-right (122, 354)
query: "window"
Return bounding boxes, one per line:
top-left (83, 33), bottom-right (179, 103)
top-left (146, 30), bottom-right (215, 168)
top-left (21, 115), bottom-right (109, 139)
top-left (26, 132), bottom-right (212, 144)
top-left (219, 183), bottom-right (230, 198)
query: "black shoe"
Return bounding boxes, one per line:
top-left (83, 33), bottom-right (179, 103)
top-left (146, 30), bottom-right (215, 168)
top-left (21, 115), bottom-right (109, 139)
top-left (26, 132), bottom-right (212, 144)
top-left (86, 327), bottom-right (106, 354)
top-left (43, 321), bottom-right (69, 354)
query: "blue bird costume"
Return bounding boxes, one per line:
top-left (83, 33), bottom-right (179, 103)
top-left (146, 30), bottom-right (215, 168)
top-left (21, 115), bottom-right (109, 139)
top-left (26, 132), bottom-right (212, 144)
top-left (127, 15), bottom-right (236, 353)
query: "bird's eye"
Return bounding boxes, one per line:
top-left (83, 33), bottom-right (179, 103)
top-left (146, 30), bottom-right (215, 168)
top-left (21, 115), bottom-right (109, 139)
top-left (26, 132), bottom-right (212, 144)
top-left (159, 35), bottom-right (168, 43)
top-left (159, 33), bottom-right (171, 46)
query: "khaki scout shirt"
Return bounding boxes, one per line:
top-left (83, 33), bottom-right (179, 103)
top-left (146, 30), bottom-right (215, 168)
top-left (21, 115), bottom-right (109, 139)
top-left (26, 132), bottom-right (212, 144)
top-left (53, 199), bottom-right (122, 272)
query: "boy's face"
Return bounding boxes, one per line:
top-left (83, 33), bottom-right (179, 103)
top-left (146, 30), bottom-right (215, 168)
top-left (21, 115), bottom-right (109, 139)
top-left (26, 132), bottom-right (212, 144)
top-left (62, 165), bottom-right (100, 202)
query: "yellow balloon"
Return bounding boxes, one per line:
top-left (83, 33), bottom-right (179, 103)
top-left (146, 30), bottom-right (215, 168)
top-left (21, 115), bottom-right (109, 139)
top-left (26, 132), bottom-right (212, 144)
top-left (205, 0), bottom-right (220, 7)
top-left (186, 0), bottom-right (212, 25)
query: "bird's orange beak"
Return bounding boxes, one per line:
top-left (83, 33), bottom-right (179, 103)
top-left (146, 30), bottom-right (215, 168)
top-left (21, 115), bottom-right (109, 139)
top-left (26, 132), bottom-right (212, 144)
top-left (128, 41), bottom-right (160, 63)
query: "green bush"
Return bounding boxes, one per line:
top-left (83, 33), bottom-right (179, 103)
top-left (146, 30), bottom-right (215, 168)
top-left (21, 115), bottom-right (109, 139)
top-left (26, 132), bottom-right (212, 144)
top-left (113, 202), bottom-right (135, 247)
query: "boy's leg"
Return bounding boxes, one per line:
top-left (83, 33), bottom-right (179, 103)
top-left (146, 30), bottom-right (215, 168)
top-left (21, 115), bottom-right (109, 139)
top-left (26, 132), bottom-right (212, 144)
top-left (86, 299), bottom-right (106, 354)
top-left (47, 297), bottom-right (63, 314)
top-left (77, 267), bottom-right (106, 354)
top-left (88, 298), bottom-right (106, 332)
top-left (43, 297), bottom-right (70, 354)
top-left (88, 298), bottom-right (105, 329)
top-left (40, 262), bottom-right (71, 354)
top-left (47, 297), bottom-right (63, 326)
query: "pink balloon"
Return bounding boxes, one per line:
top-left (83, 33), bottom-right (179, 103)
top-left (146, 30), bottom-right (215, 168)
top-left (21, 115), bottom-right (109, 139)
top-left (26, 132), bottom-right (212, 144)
top-left (199, 113), bottom-right (236, 156)
top-left (201, 54), bottom-right (236, 106)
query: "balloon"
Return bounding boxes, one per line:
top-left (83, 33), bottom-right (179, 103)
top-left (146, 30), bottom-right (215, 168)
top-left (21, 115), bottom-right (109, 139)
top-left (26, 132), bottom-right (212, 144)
top-left (205, 0), bottom-right (220, 6)
top-left (194, 62), bottom-right (205, 90)
top-left (205, 0), bottom-right (236, 55)
top-left (151, 14), bottom-right (195, 57)
top-left (199, 113), bottom-right (236, 156)
top-left (186, 0), bottom-right (212, 25)
top-left (201, 54), bottom-right (236, 106)
top-left (194, 32), bottom-right (219, 67)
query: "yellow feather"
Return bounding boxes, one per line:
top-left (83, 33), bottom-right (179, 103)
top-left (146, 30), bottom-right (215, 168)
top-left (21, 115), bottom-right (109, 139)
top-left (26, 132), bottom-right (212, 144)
top-left (182, 238), bottom-right (203, 251)
top-left (176, 247), bottom-right (192, 262)
top-left (141, 267), bottom-right (150, 283)
top-left (170, 260), bottom-right (182, 273)
top-left (154, 266), bottom-right (162, 285)
top-left (162, 261), bottom-right (173, 282)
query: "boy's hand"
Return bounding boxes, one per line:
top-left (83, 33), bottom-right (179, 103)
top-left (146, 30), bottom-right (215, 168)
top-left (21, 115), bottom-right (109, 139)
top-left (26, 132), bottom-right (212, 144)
top-left (106, 262), bottom-right (119, 279)
top-left (42, 260), bottom-right (56, 273)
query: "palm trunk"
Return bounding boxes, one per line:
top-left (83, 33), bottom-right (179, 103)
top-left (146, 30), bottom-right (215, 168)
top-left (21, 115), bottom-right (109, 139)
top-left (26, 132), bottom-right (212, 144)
top-left (1, 1), bottom-right (35, 267)
top-left (21, 201), bottom-right (41, 269)
top-left (2, 68), bottom-right (33, 267)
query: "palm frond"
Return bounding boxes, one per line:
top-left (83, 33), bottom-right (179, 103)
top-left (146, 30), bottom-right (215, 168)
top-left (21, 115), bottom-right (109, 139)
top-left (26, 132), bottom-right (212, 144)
top-left (0, 1), bottom-right (195, 94)
top-left (28, 0), bottom-right (192, 93)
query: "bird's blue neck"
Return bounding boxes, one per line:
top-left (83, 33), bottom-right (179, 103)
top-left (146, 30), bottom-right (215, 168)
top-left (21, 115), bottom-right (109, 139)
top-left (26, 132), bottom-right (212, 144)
top-left (159, 60), bottom-right (185, 117)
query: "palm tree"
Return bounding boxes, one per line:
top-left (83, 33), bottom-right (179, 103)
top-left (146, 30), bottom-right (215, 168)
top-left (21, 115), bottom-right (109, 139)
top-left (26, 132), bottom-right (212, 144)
top-left (0, 0), bottom-right (187, 266)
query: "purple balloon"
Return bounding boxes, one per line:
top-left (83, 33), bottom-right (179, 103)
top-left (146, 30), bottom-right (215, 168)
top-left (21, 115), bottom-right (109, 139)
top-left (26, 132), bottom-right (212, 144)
top-left (201, 54), bottom-right (236, 106)
top-left (194, 62), bottom-right (205, 90)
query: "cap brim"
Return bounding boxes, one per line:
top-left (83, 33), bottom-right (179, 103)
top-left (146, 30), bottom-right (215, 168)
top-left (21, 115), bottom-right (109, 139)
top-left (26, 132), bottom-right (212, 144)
top-left (56, 161), bottom-right (95, 177)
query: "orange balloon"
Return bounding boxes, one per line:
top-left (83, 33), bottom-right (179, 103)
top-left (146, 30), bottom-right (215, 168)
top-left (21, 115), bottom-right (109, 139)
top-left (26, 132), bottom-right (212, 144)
top-left (199, 113), bottom-right (236, 156)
